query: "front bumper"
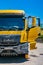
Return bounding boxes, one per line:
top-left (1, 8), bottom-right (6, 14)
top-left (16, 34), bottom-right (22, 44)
top-left (0, 43), bottom-right (29, 55)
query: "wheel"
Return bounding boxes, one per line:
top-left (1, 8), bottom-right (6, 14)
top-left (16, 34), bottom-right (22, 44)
top-left (24, 54), bottom-right (30, 59)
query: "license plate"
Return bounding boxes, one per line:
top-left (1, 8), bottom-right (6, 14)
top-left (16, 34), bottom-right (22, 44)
top-left (5, 47), bottom-right (12, 50)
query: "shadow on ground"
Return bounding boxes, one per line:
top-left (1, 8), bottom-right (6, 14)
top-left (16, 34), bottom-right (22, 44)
top-left (0, 55), bottom-right (29, 63)
top-left (30, 54), bottom-right (39, 57)
top-left (36, 38), bottom-right (43, 43)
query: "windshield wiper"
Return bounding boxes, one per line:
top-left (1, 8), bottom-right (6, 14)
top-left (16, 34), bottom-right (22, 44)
top-left (8, 26), bottom-right (19, 30)
top-left (0, 26), bottom-right (23, 31)
top-left (8, 26), bottom-right (23, 30)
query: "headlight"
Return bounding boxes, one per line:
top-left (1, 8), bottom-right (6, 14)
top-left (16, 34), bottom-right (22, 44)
top-left (20, 43), bottom-right (28, 49)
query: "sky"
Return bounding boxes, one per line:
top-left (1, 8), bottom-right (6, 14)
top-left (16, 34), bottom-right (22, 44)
top-left (0, 0), bottom-right (43, 24)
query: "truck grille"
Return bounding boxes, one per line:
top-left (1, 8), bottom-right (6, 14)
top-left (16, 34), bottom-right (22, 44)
top-left (1, 50), bottom-right (18, 56)
top-left (0, 35), bottom-right (20, 45)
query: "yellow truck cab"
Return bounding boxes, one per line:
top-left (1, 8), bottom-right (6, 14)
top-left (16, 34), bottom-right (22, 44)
top-left (0, 10), bottom-right (40, 59)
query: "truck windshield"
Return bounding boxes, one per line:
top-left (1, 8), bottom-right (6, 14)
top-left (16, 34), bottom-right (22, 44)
top-left (0, 18), bottom-right (24, 31)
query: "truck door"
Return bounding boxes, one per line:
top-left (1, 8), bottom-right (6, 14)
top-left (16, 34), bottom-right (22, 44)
top-left (27, 16), bottom-right (40, 50)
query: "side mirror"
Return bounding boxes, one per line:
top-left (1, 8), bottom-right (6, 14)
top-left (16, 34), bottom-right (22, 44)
top-left (28, 16), bottom-right (36, 28)
top-left (36, 17), bottom-right (40, 26)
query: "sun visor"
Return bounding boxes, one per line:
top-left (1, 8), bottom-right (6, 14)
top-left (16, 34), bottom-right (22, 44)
top-left (0, 10), bottom-right (25, 18)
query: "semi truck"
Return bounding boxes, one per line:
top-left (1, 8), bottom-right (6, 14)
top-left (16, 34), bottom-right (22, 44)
top-left (0, 10), bottom-right (40, 59)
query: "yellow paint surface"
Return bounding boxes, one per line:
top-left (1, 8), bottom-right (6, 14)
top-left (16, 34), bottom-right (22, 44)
top-left (0, 10), bottom-right (25, 14)
top-left (41, 30), bottom-right (43, 35)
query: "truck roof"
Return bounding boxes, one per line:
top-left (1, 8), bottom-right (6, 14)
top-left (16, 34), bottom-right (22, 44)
top-left (0, 10), bottom-right (25, 14)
